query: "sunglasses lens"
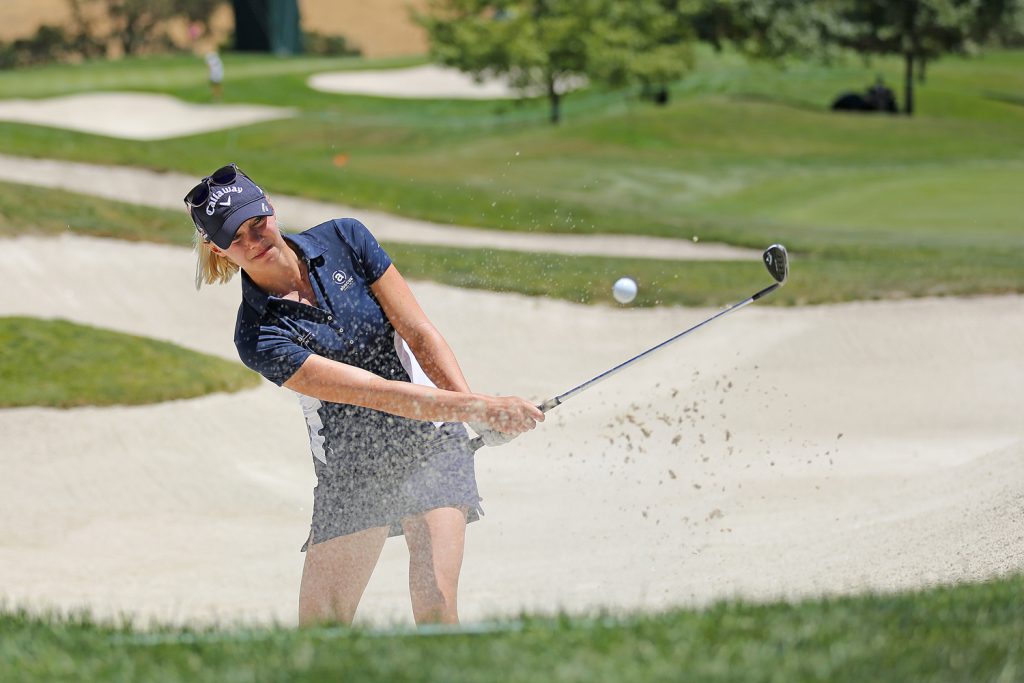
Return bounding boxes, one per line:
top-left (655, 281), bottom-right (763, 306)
top-left (210, 164), bottom-right (237, 185)
top-left (188, 182), bottom-right (210, 207)
top-left (184, 164), bottom-right (241, 207)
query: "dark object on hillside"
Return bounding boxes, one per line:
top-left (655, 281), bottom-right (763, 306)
top-left (640, 84), bottom-right (671, 106)
top-left (233, 0), bottom-right (302, 55)
top-left (832, 77), bottom-right (898, 113)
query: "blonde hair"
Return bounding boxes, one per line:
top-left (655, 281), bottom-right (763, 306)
top-left (193, 230), bottom-right (239, 290)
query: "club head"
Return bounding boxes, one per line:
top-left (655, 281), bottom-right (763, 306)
top-left (763, 244), bottom-right (788, 284)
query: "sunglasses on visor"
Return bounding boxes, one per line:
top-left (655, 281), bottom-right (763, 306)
top-left (183, 163), bottom-right (247, 208)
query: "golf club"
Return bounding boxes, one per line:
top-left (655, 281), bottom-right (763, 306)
top-left (470, 244), bottom-right (789, 451)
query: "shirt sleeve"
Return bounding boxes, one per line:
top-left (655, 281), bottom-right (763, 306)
top-left (334, 218), bottom-right (392, 284)
top-left (235, 321), bottom-right (312, 387)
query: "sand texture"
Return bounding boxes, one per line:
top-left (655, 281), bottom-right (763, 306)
top-left (0, 93), bottom-right (294, 141)
top-left (2, 233), bottom-right (1021, 626)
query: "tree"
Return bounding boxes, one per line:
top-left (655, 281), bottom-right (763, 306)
top-left (104, 0), bottom-right (176, 55)
top-left (690, 0), bottom-right (1022, 116)
top-left (177, 0), bottom-right (229, 36)
top-left (66, 0), bottom-right (108, 59)
top-left (585, 0), bottom-right (696, 105)
top-left (417, 0), bottom-right (596, 124)
top-left (418, 0), bottom-right (702, 121)
top-left (690, 0), bottom-right (837, 61)
top-left (829, 0), bottom-right (1022, 114)
top-left (64, 0), bottom-right (228, 56)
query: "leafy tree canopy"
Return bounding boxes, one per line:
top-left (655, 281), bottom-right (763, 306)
top-left (692, 0), bottom-right (1022, 114)
top-left (585, 1), bottom-right (696, 93)
top-left (417, 0), bottom-right (698, 123)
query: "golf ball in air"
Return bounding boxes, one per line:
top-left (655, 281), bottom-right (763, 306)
top-left (612, 277), bottom-right (638, 304)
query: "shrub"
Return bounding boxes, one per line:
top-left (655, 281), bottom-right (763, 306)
top-left (302, 30), bottom-right (361, 57)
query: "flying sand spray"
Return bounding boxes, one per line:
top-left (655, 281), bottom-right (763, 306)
top-left (470, 244), bottom-right (789, 450)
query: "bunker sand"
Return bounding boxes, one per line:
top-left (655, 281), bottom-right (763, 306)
top-left (308, 64), bottom-right (583, 100)
top-left (1, 234), bottom-right (1021, 626)
top-left (0, 93), bottom-right (294, 141)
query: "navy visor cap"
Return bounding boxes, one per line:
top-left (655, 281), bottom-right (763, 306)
top-left (189, 172), bottom-right (274, 249)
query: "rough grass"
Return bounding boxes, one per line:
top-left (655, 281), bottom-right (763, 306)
top-left (2, 179), bottom-right (1018, 306)
top-left (0, 47), bottom-right (1021, 305)
top-left (0, 317), bottom-right (260, 407)
top-left (0, 48), bottom-right (1021, 243)
top-left (2, 573), bottom-right (1022, 682)
top-left (0, 178), bottom-right (188, 245)
top-left (1, 178), bottom-right (1020, 307)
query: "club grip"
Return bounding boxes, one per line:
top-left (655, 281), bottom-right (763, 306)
top-left (468, 398), bottom-right (559, 451)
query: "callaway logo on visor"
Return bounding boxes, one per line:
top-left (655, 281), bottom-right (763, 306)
top-left (205, 186), bottom-right (246, 215)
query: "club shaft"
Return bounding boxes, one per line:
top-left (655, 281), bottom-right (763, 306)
top-left (546, 282), bottom-right (777, 409)
top-left (469, 280), bottom-right (780, 451)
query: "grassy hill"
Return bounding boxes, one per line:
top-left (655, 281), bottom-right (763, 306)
top-left (0, 47), bottom-right (1020, 306)
top-left (0, 317), bottom-right (259, 407)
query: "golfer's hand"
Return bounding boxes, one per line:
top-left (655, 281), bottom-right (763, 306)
top-left (468, 396), bottom-right (544, 447)
top-left (467, 423), bottom-right (516, 447)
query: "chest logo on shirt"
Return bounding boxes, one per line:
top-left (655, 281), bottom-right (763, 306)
top-left (333, 270), bottom-right (355, 292)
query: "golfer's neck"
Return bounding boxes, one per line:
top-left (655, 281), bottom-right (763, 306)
top-left (249, 247), bottom-right (313, 301)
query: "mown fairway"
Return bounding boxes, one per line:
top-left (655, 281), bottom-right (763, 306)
top-left (4, 178), bottom-right (1017, 306)
top-left (2, 49), bottom-right (1022, 243)
top-left (0, 48), bottom-right (1021, 304)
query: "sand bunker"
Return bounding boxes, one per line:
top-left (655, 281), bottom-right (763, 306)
top-left (1, 233), bottom-right (1021, 627)
top-left (0, 92), bottom-right (294, 140)
top-left (308, 64), bottom-right (583, 100)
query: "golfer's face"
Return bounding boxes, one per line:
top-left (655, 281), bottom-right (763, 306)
top-left (223, 213), bottom-right (283, 268)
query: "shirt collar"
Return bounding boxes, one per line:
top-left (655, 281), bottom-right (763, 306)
top-left (240, 231), bottom-right (329, 316)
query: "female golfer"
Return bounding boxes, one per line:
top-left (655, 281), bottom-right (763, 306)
top-left (185, 164), bottom-right (543, 626)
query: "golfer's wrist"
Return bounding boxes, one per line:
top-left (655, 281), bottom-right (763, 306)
top-left (458, 393), bottom-right (494, 424)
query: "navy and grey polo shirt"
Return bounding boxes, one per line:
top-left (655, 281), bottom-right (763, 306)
top-left (234, 218), bottom-right (443, 472)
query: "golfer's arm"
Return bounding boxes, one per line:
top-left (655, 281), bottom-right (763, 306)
top-left (283, 354), bottom-right (488, 423)
top-left (371, 264), bottom-right (472, 393)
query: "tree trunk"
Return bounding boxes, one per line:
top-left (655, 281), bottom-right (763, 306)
top-left (917, 57), bottom-right (927, 84)
top-left (121, 11), bottom-right (148, 55)
top-left (120, 19), bottom-right (135, 55)
top-left (548, 78), bottom-right (561, 124)
top-left (903, 52), bottom-right (915, 116)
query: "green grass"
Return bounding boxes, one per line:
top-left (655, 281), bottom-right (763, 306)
top-left (0, 48), bottom-right (1021, 240)
top-left (3, 573), bottom-right (1022, 682)
top-left (0, 178), bottom-right (188, 245)
top-left (3, 179), bottom-right (1018, 306)
top-left (0, 53), bottom-right (427, 100)
top-left (0, 48), bottom-right (1022, 303)
top-left (388, 242), bottom-right (1024, 305)
top-left (0, 317), bottom-right (260, 407)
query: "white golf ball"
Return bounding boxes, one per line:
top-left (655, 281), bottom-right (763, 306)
top-left (612, 277), bottom-right (638, 304)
